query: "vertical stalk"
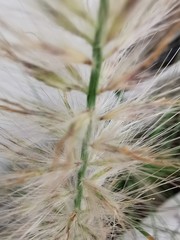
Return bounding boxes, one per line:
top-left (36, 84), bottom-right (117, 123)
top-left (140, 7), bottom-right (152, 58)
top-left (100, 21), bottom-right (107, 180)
top-left (74, 123), bottom-right (91, 209)
top-left (87, 0), bottom-right (108, 109)
top-left (74, 0), bottom-right (108, 210)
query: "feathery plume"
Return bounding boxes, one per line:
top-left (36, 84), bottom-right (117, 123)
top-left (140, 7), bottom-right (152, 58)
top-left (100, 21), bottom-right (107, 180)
top-left (0, 0), bottom-right (179, 239)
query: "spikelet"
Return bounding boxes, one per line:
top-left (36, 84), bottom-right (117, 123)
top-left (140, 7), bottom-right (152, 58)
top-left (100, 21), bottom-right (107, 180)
top-left (0, 0), bottom-right (179, 239)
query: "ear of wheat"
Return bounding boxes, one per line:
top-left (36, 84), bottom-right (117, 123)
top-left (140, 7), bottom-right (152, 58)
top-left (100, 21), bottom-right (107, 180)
top-left (0, 0), bottom-right (179, 239)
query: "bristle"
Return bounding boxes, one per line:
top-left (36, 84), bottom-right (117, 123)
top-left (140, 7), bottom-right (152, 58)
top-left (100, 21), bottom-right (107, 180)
top-left (0, 0), bottom-right (179, 239)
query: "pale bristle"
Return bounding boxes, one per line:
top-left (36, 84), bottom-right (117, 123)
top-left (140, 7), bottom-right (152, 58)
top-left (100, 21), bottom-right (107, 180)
top-left (0, 0), bottom-right (179, 239)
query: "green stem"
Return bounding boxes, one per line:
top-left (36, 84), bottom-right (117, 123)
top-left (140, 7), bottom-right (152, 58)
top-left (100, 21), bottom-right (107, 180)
top-left (74, 122), bottom-right (91, 209)
top-left (87, 0), bottom-right (108, 109)
top-left (74, 0), bottom-right (108, 210)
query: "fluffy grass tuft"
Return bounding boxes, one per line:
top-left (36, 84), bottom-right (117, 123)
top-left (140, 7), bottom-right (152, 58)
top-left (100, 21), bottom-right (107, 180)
top-left (0, 0), bottom-right (179, 239)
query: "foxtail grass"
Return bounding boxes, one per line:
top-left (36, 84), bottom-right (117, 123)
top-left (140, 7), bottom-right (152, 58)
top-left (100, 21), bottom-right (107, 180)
top-left (0, 0), bottom-right (179, 239)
